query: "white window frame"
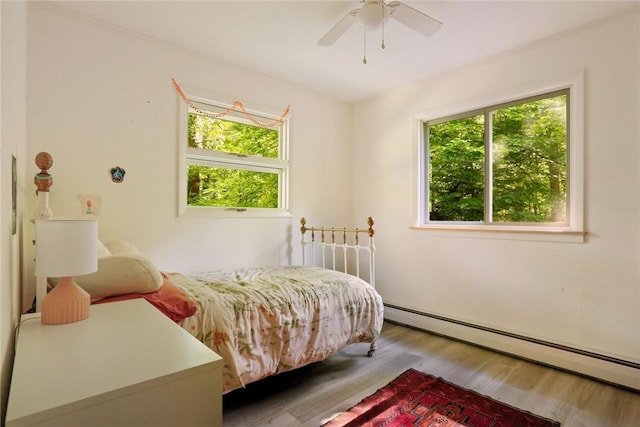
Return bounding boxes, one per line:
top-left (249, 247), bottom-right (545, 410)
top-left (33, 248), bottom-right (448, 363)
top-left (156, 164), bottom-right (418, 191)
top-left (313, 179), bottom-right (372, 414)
top-left (414, 71), bottom-right (584, 243)
top-left (178, 93), bottom-right (290, 218)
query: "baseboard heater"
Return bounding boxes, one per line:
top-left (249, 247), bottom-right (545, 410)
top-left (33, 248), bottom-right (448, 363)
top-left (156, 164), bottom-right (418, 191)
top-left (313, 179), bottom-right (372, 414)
top-left (384, 303), bottom-right (640, 391)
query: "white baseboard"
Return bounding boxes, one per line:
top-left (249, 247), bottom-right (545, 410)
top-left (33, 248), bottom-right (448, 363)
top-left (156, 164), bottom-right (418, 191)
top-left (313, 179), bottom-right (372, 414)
top-left (384, 305), bottom-right (640, 391)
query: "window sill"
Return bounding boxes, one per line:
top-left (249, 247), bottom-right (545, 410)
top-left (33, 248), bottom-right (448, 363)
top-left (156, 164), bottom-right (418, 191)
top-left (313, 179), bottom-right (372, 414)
top-left (409, 225), bottom-right (586, 243)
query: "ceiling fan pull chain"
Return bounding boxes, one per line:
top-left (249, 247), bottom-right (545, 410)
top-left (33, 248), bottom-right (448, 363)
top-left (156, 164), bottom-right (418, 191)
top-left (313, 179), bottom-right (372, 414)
top-left (363, 30), bottom-right (368, 64)
top-left (381, 3), bottom-right (386, 49)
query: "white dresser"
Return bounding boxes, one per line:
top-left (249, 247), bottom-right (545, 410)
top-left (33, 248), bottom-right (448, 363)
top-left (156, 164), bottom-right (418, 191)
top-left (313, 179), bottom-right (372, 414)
top-left (5, 299), bottom-right (223, 427)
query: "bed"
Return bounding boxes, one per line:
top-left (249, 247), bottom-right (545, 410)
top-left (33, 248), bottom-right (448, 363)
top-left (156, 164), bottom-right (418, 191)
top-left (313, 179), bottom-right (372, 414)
top-left (88, 217), bottom-right (384, 393)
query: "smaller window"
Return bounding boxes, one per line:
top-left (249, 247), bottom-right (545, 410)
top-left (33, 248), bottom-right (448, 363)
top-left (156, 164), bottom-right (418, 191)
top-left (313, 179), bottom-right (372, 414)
top-left (179, 97), bottom-right (290, 218)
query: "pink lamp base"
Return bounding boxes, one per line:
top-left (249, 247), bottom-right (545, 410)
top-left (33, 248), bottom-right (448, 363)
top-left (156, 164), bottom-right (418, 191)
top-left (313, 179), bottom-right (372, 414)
top-left (41, 277), bottom-right (90, 325)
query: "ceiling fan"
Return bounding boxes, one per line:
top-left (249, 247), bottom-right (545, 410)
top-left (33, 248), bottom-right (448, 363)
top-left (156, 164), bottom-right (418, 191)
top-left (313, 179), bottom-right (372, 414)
top-left (318, 0), bottom-right (443, 63)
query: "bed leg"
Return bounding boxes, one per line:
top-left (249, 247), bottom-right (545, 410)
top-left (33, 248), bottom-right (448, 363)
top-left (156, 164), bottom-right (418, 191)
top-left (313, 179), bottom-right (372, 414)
top-left (367, 339), bottom-right (377, 357)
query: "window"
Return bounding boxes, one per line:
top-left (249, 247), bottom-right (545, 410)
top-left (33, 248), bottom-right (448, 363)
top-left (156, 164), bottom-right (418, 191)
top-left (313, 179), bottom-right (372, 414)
top-left (179, 96), bottom-right (290, 218)
top-left (418, 79), bottom-right (584, 240)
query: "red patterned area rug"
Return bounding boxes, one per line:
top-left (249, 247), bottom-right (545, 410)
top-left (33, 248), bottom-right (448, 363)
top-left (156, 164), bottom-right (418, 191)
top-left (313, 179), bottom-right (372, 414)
top-left (322, 369), bottom-right (561, 427)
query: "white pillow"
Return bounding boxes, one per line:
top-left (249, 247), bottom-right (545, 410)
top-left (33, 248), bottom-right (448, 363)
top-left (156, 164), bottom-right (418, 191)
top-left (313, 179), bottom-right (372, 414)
top-left (97, 240), bottom-right (112, 258)
top-left (76, 254), bottom-right (163, 301)
top-left (104, 240), bottom-right (142, 256)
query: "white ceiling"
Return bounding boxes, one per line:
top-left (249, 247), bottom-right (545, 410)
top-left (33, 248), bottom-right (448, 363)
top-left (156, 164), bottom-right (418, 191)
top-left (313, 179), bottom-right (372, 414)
top-left (53, 0), bottom-right (638, 102)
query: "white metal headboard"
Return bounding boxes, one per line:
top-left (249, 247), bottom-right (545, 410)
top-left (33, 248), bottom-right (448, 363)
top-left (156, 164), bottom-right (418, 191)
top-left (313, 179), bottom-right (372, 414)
top-left (300, 217), bottom-right (376, 288)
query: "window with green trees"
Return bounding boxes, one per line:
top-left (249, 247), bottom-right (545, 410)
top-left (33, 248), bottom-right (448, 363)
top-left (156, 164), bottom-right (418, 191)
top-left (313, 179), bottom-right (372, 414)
top-left (424, 89), bottom-right (568, 226)
top-left (183, 99), bottom-right (289, 213)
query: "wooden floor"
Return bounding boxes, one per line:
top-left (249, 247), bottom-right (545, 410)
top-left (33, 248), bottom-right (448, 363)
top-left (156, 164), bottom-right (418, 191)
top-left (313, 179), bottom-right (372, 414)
top-left (222, 322), bottom-right (640, 427)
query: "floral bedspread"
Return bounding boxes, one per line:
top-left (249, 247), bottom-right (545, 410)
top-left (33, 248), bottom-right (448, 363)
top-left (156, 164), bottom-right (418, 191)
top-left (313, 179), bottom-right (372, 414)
top-left (167, 265), bottom-right (384, 393)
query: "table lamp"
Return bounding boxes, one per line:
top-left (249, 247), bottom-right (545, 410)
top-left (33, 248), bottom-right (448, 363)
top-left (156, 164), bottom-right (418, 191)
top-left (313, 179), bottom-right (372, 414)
top-left (35, 219), bottom-right (98, 325)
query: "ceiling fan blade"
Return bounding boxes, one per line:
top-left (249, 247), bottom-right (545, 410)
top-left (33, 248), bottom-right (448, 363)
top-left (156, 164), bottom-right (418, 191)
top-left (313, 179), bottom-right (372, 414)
top-left (387, 1), bottom-right (443, 37)
top-left (317, 9), bottom-right (359, 46)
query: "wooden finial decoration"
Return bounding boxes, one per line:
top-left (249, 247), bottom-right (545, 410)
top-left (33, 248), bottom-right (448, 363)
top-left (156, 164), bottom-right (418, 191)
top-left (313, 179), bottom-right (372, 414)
top-left (34, 152), bottom-right (53, 194)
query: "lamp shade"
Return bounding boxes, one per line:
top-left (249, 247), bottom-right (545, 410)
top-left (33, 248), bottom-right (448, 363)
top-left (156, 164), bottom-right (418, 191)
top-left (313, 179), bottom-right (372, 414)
top-left (35, 219), bottom-right (98, 278)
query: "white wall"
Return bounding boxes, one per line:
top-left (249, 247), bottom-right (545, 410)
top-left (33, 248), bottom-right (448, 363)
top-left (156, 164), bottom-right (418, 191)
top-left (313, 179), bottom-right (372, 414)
top-left (352, 10), bottom-right (640, 389)
top-left (22, 3), bottom-right (353, 308)
top-left (1, 0), bottom-right (27, 419)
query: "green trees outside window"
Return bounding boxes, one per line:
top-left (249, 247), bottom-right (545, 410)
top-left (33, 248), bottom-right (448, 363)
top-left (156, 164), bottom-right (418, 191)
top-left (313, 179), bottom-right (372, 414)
top-left (187, 166), bottom-right (278, 208)
top-left (186, 110), bottom-right (282, 209)
top-left (427, 91), bottom-right (568, 224)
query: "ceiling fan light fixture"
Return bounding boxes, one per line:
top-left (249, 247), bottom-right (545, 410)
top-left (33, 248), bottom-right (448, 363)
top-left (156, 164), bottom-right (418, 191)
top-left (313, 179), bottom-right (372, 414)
top-left (357, 1), bottom-right (389, 31)
top-left (317, 0), bottom-right (443, 54)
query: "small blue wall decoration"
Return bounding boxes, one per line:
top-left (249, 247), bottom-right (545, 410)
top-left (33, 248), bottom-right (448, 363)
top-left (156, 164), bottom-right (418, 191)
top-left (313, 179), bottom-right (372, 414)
top-left (110, 166), bottom-right (126, 183)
